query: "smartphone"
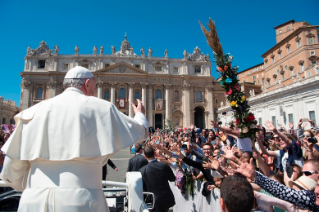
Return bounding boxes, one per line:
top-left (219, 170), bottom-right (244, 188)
top-left (302, 118), bottom-right (308, 122)
top-left (202, 157), bottom-right (209, 163)
top-left (279, 128), bottom-right (284, 132)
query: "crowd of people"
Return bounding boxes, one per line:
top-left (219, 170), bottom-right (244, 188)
top-left (130, 118), bottom-right (319, 212)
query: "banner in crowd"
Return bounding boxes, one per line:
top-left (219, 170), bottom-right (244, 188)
top-left (1, 124), bottom-right (15, 133)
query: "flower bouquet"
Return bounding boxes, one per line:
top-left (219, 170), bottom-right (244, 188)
top-left (199, 18), bottom-right (259, 140)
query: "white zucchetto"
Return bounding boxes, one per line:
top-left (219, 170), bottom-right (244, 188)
top-left (64, 66), bottom-right (94, 79)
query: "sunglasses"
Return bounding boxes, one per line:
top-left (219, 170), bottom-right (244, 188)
top-left (302, 135), bottom-right (311, 138)
top-left (273, 137), bottom-right (279, 139)
top-left (303, 171), bottom-right (318, 176)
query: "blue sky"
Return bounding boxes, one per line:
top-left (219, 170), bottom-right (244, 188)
top-left (0, 0), bottom-right (318, 106)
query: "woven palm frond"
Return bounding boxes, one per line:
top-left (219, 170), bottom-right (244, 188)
top-left (199, 18), bottom-right (223, 57)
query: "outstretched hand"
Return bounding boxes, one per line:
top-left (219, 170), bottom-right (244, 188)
top-left (211, 120), bottom-right (219, 128)
top-left (264, 121), bottom-right (276, 132)
top-left (131, 99), bottom-right (145, 115)
top-left (233, 158), bottom-right (257, 181)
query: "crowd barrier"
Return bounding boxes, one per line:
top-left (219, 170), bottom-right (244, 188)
top-left (169, 181), bottom-right (221, 212)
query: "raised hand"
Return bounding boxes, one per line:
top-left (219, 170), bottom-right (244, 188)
top-left (298, 119), bottom-right (303, 127)
top-left (289, 122), bottom-right (294, 129)
top-left (202, 161), bottom-right (213, 169)
top-left (264, 120), bottom-right (276, 132)
top-left (211, 120), bottom-right (219, 128)
top-left (131, 99), bottom-right (145, 115)
top-left (233, 158), bottom-right (257, 181)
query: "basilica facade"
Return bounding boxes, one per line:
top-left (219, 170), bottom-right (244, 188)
top-left (21, 36), bottom-right (226, 129)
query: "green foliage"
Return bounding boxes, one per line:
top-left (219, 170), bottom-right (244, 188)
top-left (216, 54), bottom-right (259, 139)
top-left (165, 119), bottom-right (176, 133)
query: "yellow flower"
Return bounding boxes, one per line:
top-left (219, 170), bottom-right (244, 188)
top-left (230, 101), bottom-right (237, 106)
top-left (241, 96), bottom-right (246, 101)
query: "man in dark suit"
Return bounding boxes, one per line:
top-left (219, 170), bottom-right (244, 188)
top-left (139, 146), bottom-right (175, 212)
top-left (127, 143), bottom-right (148, 172)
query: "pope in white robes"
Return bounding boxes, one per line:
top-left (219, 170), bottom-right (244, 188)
top-left (0, 66), bottom-right (148, 212)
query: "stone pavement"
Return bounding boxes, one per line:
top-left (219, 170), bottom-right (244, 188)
top-left (107, 147), bottom-right (133, 183)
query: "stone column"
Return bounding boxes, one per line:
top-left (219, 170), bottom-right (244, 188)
top-left (128, 83), bottom-right (134, 118)
top-left (97, 82), bottom-right (103, 99)
top-left (182, 84), bottom-right (191, 127)
top-left (47, 80), bottom-right (57, 98)
top-left (148, 85), bottom-right (153, 127)
top-left (110, 82), bottom-right (116, 105)
top-left (21, 80), bottom-right (31, 110)
top-left (141, 83), bottom-right (147, 107)
top-left (164, 84), bottom-right (171, 122)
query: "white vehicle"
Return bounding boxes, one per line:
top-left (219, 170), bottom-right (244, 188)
top-left (0, 172), bottom-right (153, 212)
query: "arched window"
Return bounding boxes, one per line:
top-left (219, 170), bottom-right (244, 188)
top-left (155, 89), bottom-right (162, 99)
top-left (196, 90), bottom-right (202, 101)
top-left (174, 90), bottom-right (179, 101)
top-left (36, 87), bottom-right (43, 99)
top-left (119, 88), bottom-right (126, 98)
top-left (104, 89), bottom-right (110, 100)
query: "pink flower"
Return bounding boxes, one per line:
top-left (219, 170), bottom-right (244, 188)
top-left (233, 84), bottom-right (241, 91)
top-left (225, 89), bottom-right (232, 95)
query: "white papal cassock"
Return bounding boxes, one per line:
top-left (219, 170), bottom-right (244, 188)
top-left (0, 87), bottom-right (148, 212)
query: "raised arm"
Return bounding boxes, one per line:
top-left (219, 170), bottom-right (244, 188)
top-left (264, 121), bottom-right (292, 146)
top-left (211, 121), bottom-right (240, 137)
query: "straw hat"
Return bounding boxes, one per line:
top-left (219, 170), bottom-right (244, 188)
top-left (288, 176), bottom-right (317, 190)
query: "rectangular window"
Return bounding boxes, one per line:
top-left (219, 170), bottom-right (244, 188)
top-left (268, 80), bottom-right (270, 86)
top-left (266, 61), bottom-right (268, 67)
top-left (155, 66), bottom-right (162, 72)
top-left (272, 116), bottom-right (276, 128)
top-left (252, 76), bottom-right (256, 79)
top-left (242, 73), bottom-right (245, 77)
top-left (195, 65), bottom-right (201, 73)
top-left (272, 57), bottom-right (275, 64)
top-left (312, 61), bottom-right (316, 66)
top-left (258, 118), bottom-right (262, 125)
top-left (308, 72), bottom-right (311, 77)
top-left (253, 81), bottom-right (256, 85)
top-left (104, 91), bottom-right (110, 99)
top-left (135, 92), bottom-right (140, 100)
top-left (82, 64), bottom-right (89, 68)
top-left (173, 67), bottom-right (179, 73)
top-left (309, 111), bottom-right (316, 124)
top-left (288, 47), bottom-right (291, 54)
top-left (105, 63), bottom-right (110, 68)
top-left (63, 63), bottom-right (69, 69)
top-left (282, 74), bottom-right (285, 80)
top-left (135, 64), bottom-right (141, 68)
top-left (301, 64), bottom-right (304, 71)
top-left (38, 60), bottom-right (45, 68)
top-left (279, 53), bottom-right (282, 59)
top-left (2, 118), bottom-right (5, 124)
top-left (311, 51), bottom-right (315, 55)
top-left (291, 70), bottom-right (294, 76)
top-left (262, 78), bottom-right (265, 84)
top-left (261, 65), bottom-right (264, 69)
top-left (297, 40), bottom-right (301, 48)
top-left (288, 113), bottom-right (294, 125)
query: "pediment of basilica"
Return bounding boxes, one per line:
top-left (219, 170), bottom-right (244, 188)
top-left (96, 62), bottom-right (146, 75)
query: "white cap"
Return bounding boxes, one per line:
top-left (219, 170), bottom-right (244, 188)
top-left (64, 66), bottom-right (94, 79)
